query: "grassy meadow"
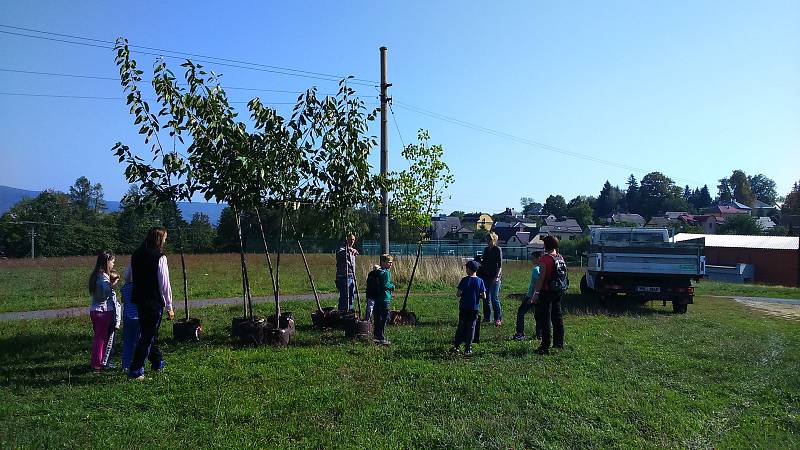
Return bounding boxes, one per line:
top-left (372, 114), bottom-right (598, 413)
top-left (0, 253), bottom-right (535, 313)
top-left (1, 291), bottom-right (798, 448)
top-left (1, 253), bottom-right (798, 314)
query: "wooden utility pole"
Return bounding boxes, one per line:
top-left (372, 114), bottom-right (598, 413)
top-left (29, 225), bottom-right (35, 259)
top-left (380, 46), bottom-right (391, 255)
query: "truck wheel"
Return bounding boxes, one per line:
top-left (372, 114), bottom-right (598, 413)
top-left (580, 275), bottom-right (591, 295)
top-left (672, 302), bottom-right (688, 314)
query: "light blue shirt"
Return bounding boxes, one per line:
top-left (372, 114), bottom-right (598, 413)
top-left (526, 265), bottom-right (542, 298)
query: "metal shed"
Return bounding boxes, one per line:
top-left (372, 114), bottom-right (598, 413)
top-left (674, 234), bottom-right (800, 286)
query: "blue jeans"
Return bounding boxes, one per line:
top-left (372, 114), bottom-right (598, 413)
top-left (373, 301), bottom-right (390, 341)
top-left (483, 279), bottom-right (502, 321)
top-left (122, 315), bottom-right (140, 370)
top-left (128, 305), bottom-right (164, 378)
top-left (336, 275), bottom-right (355, 311)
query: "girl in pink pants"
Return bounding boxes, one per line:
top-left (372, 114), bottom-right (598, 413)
top-left (88, 250), bottom-right (119, 371)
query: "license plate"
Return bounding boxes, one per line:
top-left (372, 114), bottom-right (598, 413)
top-left (637, 286), bottom-right (660, 293)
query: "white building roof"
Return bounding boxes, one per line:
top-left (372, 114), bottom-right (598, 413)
top-left (673, 233), bottom-right (799, 250)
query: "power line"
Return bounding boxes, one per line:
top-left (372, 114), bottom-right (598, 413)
top-left (1, 23), bottom-right (379, 84)
top-left (0, 91), bottom-right (296, 105)
top-left (0, 26), bottom-right (378, 87)
top-left (388, 102), bottom-right (406, 149)
top-left (394, 100), bottom-right (705, 185)
top-left (0, 68), bottom-right (312, 94)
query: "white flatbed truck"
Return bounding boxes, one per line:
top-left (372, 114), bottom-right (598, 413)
top-left (580, 228), bottom-right (705, 313)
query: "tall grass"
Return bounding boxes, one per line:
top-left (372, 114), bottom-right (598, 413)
top-left (356, 255), bottom-right (466, 290)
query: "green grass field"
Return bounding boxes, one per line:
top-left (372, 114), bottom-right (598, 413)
top-left (1, 291), bottom-right (798, 448)
top-left (1, 254), bottom-right (797, 314)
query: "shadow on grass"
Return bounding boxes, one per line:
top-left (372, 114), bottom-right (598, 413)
top-left (563, 293), bottom-right (674, 317)
top-left (391, 345), bottom-right (461, 361)
top-left (0, 331), bottom-right (116, 388)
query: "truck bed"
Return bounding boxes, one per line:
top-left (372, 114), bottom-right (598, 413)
top-left (588, 239), bottom-right (705, 277)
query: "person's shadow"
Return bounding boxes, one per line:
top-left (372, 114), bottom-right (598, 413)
top-left (562, 293), bottom-right (670, 316)
top-left (0, 331), bottom-right (111, 389)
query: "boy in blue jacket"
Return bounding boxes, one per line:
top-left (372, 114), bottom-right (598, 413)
top-left (451, 260), bottom-right (487, 356)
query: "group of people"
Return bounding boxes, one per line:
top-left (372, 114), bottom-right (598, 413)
top-left (335, 232), bottom-right (567, 355)
top-left (88, 229), bottom-right (564, 374)
top-left (88, 227), bottom-right (175, 380)
top-left (451, 234), bottom-right (567, 355)
top-left (335, 234), bottom-right (395, 345)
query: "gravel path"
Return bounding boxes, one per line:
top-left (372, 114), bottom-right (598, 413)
top-left (726, 296), bottom-right (800, 321)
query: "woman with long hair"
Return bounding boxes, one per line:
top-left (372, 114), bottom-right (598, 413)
top-left (88, 250), bottom-right (120, 371)
top-left (479, 231), bottom-right (503, 326)
top-left (127, 227), bottom-right (175, 380)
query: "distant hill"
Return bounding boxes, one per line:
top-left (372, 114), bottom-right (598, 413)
top-left (0, 185), bottom-right (226, 225)
top-left (0, 186), bottom-right (39, 214)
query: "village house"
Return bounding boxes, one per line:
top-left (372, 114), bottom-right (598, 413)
top-left (539, 215), bottom-right (584, 240)
top-left (705, 204), bottom-right (751, 218)
top-left (462, 212), bottom-right (493, 231)
top-left (429, 215), bottom-right (461, 240)
top-left (492, 219), bottom-right (538, 243)
top-left (755, 216), bottom-right (776, 231)
top-left (752, 199), bottom-right (778, 218)
top-left (606, 213), bottom-right (646, 227)
top-left (455, 226), bottom-right (475, 241)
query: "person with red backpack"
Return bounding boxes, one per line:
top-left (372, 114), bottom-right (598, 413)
top-left (530, 235), bottom-right (568, 354)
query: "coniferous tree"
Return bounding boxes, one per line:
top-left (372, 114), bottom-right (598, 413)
top-left (625, 175), bottom-right (640, 213)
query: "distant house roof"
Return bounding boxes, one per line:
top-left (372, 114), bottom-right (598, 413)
top-left (463, 213), bottom-right (490, 221)
top-left (541, 217), bottom-right (583, 234)
top-left (528, 234), bottom-right (546, 249)
top-left (674, 233), bottom-right (799, 250)
top-left (755, 217), bottom-right (776, 230)
top-left (717, 200), bottom-right (752, 210)
top-left (693, 214), bottom-right (725, 225)
top-left (753, 199), bottom-right (777, 209)
top-left (646, 217), bottom-right (671, 227)
top-left (493, 220), bottom-right (538, 242)
top-left (515, 220), bottom-right (538, 228)
top-left (496, 207), bottom-right (523, 219)
top-left (511, 231), bottom-right (532, 245)
top-left (429, 216), bottom-right (461, 239)
top-left (493, 227), bottom-right (517, 242)
top-left (705, 205), bottom-right (750, 215)
top-left (456, 227), bottom-right (474, 234)
top-left (665, 211), bottom-right (689, 220)
top-left (608, 213), bottom-right (645, 225)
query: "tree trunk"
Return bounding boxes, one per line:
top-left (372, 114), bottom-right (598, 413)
top-left (234, 209), bottom-right (252, 318)
top-left (402, 240), bottom-right (423, 311)
top-left (173, 202), bottom-right (190, 321)
top-left (254, 209), bottom-right (278, 303)
top-left (273, 208), bottom-right (285, 328)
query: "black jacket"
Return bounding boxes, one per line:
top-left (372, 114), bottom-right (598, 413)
top-left (131, 245), bottom-right (164, 308)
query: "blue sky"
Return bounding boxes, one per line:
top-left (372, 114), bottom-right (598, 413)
top-left (1, 1), bottom-right (798, 216)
